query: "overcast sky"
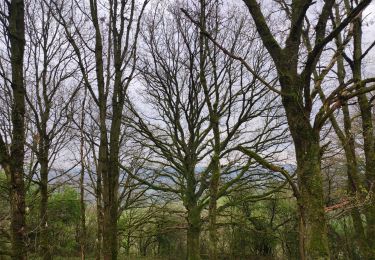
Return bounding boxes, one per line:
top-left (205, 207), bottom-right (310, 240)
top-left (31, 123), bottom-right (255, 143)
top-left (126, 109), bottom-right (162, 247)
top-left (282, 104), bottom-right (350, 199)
top-left (363, 1), bottom-right (375, 75)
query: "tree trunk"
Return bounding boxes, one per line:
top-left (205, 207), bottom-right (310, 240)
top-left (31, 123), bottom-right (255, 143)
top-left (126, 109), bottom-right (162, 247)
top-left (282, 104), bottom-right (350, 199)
top-left (282, 89), bottom-right (330, 260)
top-left (9, 0), bottom-right (27, 258)
top-left (186, 206), bottom-right (201, 260)
top-left (79, 94), bottom-right (86, 260)
top-left (100, 141), bottom-right (120, 260)
top-left (9, 166), bottom-right (26, 260)
top-left (102, 187), bottom-right (118, 260)
top-left (80, 163), bottom-right (86, 260)
top-left (39, 158), bottom-right (51, 260)
top-left (102, 140), bottom-right (120, 260)
top-left (96, 168), bottom-right (103, 260)
top-left (295, 140), bottom-right (329, 260)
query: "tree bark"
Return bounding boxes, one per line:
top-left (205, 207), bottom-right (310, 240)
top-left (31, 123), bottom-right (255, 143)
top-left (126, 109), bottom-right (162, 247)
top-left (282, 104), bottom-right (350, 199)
top-left (281, 77), bottom-right (330, 259)
top-left (8, 0), bottom-right (27, 258)
top-left (292, 129), bottom-right (329, 260)
top-left (186, 205), bottom-right (201, 260)
top-left (80, 165), bottom-right (86, 260)
top-left (96, 168), bottom-right (103, 260)
top-left (208, 161), bottom-right (219, 260)
top-left (102, 174), bottom-right (119, 260)
top-left (79, 102), bottom-right (86, 260)
top-left (39, 157), bottom-right (51, 260)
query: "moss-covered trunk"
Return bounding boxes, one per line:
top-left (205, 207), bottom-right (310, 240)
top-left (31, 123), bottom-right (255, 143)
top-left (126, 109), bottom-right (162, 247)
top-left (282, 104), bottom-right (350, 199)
top-left (186, 205), bottom-right (201, 260)
top-left (184, 169), bottom-right (202, 260)
top-left (282, 86), bottom-right (330, 260)
top-left (208, 172), bottom-right (219, 260)
top-left (294, 136), bottom-right (329, 260)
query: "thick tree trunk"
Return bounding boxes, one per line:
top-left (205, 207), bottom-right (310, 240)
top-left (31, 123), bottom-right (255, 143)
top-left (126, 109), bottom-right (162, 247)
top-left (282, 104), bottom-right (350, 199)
top-left (8, 0), bottom-right (27, 259)
top-left (102, 132), bottom-right (120, 260)
top-left (294, 139), bottom-right (329, 260)
top-left (102, 184), bottom-right (118, 260)
top-left (186, 206), bottom-right (201, 260)
top-left (282, 89), bottom-right (330, 260)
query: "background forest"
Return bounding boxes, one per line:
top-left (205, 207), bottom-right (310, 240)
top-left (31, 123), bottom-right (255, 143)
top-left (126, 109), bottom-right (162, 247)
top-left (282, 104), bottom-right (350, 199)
top-left (0, 0), bottom-right (375, 259)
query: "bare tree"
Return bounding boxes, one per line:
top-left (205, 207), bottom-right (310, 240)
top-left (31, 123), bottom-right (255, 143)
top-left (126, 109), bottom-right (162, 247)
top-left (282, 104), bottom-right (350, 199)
top-left (24, 0), bottom-right (79, 258)
top-left (128, 2), bottom-right (287, 259)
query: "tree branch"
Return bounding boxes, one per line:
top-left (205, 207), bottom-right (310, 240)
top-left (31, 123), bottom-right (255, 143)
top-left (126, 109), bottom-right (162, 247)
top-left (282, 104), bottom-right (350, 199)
top-left (236, 145), bottom-right (300, 198)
